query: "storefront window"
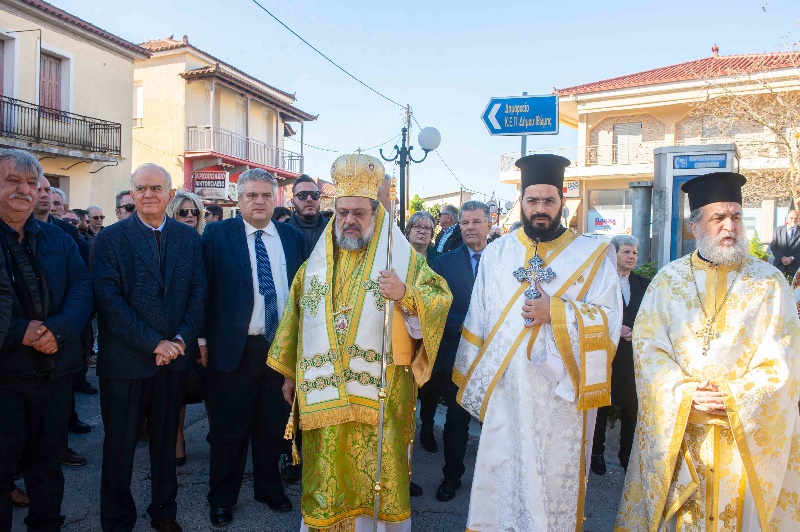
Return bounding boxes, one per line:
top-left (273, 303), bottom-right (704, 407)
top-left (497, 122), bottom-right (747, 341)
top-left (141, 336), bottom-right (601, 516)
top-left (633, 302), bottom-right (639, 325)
top-left (586, 189), bottom-right (633, 235)
top-left (775, 198), bottom-right (793, 228)
top-left (742, 202), bottom-right (763, 240)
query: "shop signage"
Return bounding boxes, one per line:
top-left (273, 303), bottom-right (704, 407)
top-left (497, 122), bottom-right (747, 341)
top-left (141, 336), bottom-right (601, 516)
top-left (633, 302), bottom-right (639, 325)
top-left (192, 170), bottom-right (229, 201)
top-left (673, 153), bottom-right (727, 170)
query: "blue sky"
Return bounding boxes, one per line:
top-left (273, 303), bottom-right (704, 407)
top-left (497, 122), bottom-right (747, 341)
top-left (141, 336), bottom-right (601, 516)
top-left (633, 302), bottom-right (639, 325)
top-left (61, 0), bottom-right (797, 204)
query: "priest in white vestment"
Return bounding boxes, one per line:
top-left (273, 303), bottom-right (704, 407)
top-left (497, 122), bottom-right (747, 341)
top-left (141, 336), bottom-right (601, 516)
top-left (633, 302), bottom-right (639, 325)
top-left (453, 154), bottom-right (623, 531)
top-left (616, 172), bottom-right (800, 531)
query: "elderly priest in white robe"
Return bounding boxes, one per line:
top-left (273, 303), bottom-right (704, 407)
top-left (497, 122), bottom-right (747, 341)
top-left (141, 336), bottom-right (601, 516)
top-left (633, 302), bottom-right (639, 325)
top-left (616, 172), bottom-right (800, 531)
top-left (453, 154), bottom-right (623, 531)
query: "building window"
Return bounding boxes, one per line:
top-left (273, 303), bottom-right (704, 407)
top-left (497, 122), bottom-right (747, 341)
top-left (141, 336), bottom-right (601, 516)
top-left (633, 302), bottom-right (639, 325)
top-left (775, 198), bottom-right (793, 227)
top-left (587, 189), bottom-right (633, 235)
top-left (612, 122), bottom-right (642, 164)
top-left (133, 83), bottom-right (143, 127)
top-left (39, 52), bottom-right (62, 110)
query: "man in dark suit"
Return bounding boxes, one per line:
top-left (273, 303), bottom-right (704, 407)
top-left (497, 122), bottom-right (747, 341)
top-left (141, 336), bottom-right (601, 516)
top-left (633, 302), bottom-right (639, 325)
top-left (0, 149), bottom-right (93, 532)
top-left (423, 200), bottom-right (490, 502)
top-left (770, 210), bottom-right (800, 278)
top-left (93, 163), bottom-right (206, 532)
top-left (201, 168), bottom-right (306, 527)
top-left (591, 235), bottom-right (650, 475)
top-left (433, 204), bottom-right (463, 255)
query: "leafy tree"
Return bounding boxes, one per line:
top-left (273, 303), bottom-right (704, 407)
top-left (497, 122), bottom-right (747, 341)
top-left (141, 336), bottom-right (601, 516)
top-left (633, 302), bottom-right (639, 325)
top-left (633, 261), bottom-right (658, 279)
top-left (426, 203), bottom-right (441, 221)
top-left (409, 194), bottom-right (424, 214)
top-left (749, 231), bottom-right (768, 261)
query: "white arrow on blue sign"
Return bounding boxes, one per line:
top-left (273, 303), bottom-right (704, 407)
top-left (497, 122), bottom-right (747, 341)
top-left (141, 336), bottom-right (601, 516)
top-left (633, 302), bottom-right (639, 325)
top-left (481, 94), bottom-right (559, 136)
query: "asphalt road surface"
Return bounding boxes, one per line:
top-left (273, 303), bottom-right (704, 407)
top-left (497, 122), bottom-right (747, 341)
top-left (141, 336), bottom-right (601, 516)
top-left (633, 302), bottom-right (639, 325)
top-left (11, 369), bottom-right (625, 531)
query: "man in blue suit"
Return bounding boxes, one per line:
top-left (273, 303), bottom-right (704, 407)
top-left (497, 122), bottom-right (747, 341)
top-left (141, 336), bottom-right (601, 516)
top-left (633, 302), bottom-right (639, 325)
top-left (424, 201), bottom-right (491, 502)
top-left (201, 168), bottom-right (306, 527)
top-left (93, 164), bottom-right (206, 532)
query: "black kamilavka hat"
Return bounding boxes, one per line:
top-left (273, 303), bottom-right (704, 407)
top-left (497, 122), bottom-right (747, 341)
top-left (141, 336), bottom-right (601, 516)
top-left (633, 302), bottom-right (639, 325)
top-left (515, 154), bottom-right (571, 192)
top-left (680, 172), bottom-right (747, 212)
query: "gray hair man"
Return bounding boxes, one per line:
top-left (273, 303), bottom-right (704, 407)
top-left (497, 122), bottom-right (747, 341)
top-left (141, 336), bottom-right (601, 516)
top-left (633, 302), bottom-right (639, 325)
top-left (50, 187), bottom-right (67, 218)
top-left (93, 162), bottom-right (206, 532)
top-left (115, 189), bottom-right (135, 221)
top-left (0, 148), bottom-right (93, 531)
top-left (434, 204), bottom-right (462, 254)
top-left (201, 166), bottom-right (307, 526)
top-left (86, 205), bottom-right (104, 235)
top-left (422, 200), bottom-right (491, 502)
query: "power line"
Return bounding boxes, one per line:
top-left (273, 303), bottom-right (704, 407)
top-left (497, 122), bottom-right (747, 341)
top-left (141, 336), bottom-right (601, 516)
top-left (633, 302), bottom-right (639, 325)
top-left (285, 136), bottom-right (339, 153)
top-left (250, 0), bottom-right (404, 108)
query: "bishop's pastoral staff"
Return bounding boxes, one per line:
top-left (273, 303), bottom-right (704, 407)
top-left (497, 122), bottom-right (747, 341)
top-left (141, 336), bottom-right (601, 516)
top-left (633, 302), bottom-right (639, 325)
top-left (616, 172), bottom-right (800, 531)
top-left (267, 153), bottom-right (452, 532)
top-left (453, 154), bottom-right (623, 531)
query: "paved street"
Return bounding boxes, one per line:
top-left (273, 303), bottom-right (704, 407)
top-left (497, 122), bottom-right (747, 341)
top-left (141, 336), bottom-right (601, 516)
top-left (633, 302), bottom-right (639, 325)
top-left (12, 369), bottom-right (625, 531)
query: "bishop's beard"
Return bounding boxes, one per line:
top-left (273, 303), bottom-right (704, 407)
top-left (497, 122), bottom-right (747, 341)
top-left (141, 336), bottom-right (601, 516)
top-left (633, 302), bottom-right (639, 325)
top-left (335, 217), bottom-right (376, 251)
top-left (695, 228), bottom-right (748, 265)
top-left (521, 209), bottom-right (562, 241)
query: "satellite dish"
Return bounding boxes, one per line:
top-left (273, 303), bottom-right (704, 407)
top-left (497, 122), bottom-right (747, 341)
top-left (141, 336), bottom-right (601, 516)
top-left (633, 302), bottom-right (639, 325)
top-left (505, 201), bottom-right (514, 210)
top-left (562, 207), bottom-right (570, 219)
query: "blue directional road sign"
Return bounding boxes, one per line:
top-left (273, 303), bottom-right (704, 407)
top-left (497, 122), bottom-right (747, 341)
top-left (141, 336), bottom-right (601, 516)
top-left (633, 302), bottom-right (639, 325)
top-left (481, 94), bottom-right (559, 136)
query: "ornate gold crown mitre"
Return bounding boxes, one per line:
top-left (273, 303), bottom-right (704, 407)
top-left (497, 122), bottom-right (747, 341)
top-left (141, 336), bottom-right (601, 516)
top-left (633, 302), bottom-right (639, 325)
top-left (330, 153), bottom-right (385, 199)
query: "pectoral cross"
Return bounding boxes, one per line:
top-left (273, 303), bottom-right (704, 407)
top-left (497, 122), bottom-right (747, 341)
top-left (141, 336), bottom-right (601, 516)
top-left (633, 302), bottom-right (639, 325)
top-left (696, 319), bottom-right (720, 356)
top-left (513, 254), bottom-right (556, 324)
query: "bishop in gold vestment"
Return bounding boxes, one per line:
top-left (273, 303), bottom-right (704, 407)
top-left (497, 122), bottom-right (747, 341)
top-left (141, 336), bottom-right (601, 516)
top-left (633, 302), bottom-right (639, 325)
top-left (616, 172), bottom-right (800, 531)
top-left (268, 154), bottom-right (451, 532)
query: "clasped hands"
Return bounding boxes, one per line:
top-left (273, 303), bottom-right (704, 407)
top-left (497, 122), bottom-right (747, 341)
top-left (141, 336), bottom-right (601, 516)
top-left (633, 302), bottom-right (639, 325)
top-left (781, 256), bottom-right (794, 266)
top-left (521, 282), bottom-right (551, 328)
top-left (378, 270), bottom-right (406, 301)
top-left (154, 339), bottom-right (185, 366)
top-left (691, 380), bottom-right (726, 415)
top-left (22, 320), bottom-right (58, 354)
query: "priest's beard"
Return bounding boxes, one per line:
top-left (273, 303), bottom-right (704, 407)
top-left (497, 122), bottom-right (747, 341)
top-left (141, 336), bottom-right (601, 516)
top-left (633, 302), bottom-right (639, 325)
top-left (335, 216), bottom-right (376, 251)
top-left (695, 228), bottom-right (749, 265)
top-left (521, 209), bottom-right (563, 242)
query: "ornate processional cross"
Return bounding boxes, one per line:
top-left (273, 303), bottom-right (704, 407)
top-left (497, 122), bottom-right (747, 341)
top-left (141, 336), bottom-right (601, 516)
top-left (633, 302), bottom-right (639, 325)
top-left (513, 254), bottom-right (556, 324)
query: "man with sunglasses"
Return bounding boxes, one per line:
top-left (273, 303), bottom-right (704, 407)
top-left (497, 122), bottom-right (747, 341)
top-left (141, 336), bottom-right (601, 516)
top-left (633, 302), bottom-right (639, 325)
top-left (87, 205), bottom-right (104, 236)
top-left (434, 205), bottom-right (463, 254)
top-left (115, 190), bottom-right (135, 222)
top-left (286, 174), bottom-right (328, 253)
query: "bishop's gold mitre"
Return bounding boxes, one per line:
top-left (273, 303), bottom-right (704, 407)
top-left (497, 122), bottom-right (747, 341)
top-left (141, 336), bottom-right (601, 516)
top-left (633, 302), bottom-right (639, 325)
top-left (330, 153), bottom-right (385, 199)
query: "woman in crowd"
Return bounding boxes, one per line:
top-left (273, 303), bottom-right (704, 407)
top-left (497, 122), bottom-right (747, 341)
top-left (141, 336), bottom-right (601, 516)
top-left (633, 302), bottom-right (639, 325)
top-left (166, 190), bottom-right (207, 465)
top-left (405, 211), bottom-right (438, 263)
top-left (272, 206), bottom-right (291, 223)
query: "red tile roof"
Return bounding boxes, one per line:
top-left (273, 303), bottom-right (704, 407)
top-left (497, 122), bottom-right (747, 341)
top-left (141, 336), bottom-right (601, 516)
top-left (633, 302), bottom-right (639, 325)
top-left (556, 51), bottom-right (800, 96)
top-left (14, 0), bottom-right (149, 57)
top-left (316, 179), bottom-right (336, 198)
top-left (180, 63), bottom-right (316, 122)
top-left (140, 36), bottom-right (297, 101)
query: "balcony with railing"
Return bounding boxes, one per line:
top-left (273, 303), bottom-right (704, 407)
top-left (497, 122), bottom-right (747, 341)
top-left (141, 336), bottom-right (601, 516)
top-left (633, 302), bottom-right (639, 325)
top-left (187, 126), bottom-right (302, 174)
top-left (500, 137), bottom-right (789, 179)
top-left (0, 95), bottom-right (121, 156)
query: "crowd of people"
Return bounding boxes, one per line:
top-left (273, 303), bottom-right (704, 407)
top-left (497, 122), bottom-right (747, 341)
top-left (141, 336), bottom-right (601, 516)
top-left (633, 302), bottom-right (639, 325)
top-left (2, 145), bottom-right (800, 532)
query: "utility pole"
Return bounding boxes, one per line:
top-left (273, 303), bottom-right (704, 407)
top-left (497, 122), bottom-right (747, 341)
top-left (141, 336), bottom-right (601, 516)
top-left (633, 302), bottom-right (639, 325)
top-left (404, 105), bottom-right (412, 219)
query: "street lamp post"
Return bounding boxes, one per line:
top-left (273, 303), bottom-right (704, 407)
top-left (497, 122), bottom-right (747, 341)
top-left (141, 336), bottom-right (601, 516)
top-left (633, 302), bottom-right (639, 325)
top-left (380, 125), bottom-right (441, 231)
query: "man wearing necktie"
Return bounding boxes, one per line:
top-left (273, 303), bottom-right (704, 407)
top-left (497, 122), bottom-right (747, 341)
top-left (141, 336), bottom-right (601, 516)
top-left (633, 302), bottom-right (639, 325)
top-left (770, 210), bottom-right (800, 277)
top-left (93, 164), bottom-right (206, 532)
top-left (424, 201), bottom-right (491, 501)
top-left (200, 169), bottom-right (306, 528)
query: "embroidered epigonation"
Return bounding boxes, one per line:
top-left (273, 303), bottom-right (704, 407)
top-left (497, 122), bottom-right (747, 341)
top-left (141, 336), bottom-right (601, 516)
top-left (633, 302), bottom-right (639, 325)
top-left (343, 367), bottom-right (381, 388)
top-left (299, 349), bottom-right (338, 371)
top-left (346, 344), bottom-right (382, 364)
top-left (299, 373), bottom-right (343, 393)
top-left (299, 275), bottom-right (330, 317)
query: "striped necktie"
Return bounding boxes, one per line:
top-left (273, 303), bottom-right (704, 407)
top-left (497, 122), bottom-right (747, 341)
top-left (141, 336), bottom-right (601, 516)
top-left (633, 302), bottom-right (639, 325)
top-left (254, 229), bottom-right (279, 342)
top-left (473, 253), bottom-right (481, 278)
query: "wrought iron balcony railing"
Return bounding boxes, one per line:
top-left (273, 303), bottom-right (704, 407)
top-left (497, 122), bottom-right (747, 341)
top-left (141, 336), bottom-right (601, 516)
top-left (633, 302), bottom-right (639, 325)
top-left (0, 95), bottom-right (122, 155)
top-left (187, 125), bottom-right (303, 174)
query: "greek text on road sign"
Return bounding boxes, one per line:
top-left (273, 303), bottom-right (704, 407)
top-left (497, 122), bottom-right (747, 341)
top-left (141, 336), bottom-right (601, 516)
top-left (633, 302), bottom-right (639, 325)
top-left (481, 95), bottom-right (559, 136)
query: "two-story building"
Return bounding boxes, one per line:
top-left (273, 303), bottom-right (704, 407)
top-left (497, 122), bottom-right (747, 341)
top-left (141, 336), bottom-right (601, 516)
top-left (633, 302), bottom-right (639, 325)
top-left (0, 0), bottom-right (148, 214)
top-left (500, 48), bottom-right (799, 243)
top-left (134, 36), bottom-right (316, 206)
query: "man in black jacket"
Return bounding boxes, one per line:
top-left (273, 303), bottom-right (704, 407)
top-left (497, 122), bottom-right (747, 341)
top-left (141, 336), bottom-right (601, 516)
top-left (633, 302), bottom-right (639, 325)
top-left (0, 149), bottom-right (93, 532)
top-left (590, 235), bottom-right (650, 475)
top-left (286, 174), bottom-right (327, 252)
top-left (424, 201), bottom-right (490, 501)
top-left (93, 163), bottom-right (206, 532)
top-left (433, 204), bottom-right (463, 255)
top-left (770, 210), bottom-right (800, 278)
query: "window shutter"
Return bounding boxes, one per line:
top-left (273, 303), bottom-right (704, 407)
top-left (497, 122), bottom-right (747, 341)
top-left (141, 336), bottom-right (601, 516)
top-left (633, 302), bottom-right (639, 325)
top-left (40, 53), bottom-right (62, 110)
